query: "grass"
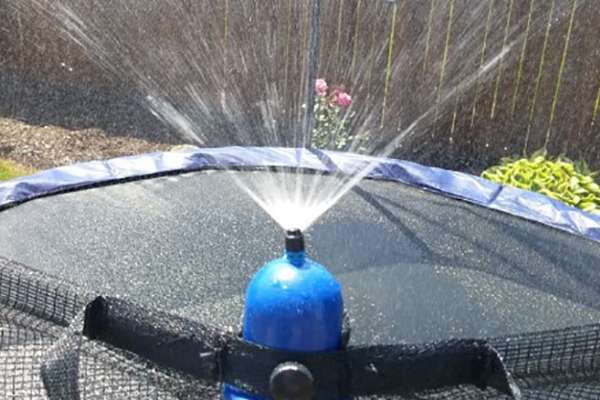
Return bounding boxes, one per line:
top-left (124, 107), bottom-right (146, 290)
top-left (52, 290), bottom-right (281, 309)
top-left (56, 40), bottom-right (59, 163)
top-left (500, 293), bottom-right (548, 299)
top-left (0, 159), bottom-right (34, 181)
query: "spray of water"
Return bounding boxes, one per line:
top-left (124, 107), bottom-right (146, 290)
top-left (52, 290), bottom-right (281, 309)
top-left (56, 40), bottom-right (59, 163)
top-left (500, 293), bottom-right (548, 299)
top-left (7, 0), bottom-right (581, 231)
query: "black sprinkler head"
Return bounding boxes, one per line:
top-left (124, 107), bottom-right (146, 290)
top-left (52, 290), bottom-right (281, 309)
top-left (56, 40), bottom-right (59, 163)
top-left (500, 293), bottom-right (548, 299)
top-left (285, 229), bottom-right (305, 253)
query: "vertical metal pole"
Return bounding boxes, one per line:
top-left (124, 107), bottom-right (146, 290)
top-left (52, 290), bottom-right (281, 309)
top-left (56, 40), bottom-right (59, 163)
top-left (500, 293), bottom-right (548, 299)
top-left (303, 0), bottom-right (321, 148)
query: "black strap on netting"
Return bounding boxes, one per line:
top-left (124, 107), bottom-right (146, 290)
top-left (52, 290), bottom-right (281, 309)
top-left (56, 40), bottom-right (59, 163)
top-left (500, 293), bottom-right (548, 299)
top-left (58, 296), bottom-right (521, 399)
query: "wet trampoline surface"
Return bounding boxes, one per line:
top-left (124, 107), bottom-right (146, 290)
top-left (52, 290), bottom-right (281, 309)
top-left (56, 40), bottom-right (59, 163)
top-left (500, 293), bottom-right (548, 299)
top-left (1, 170), bottom-right (600, 345)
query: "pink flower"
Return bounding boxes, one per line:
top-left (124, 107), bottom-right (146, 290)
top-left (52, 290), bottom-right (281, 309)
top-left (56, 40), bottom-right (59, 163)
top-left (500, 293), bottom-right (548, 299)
top-left (315, 79), bottom-right (328, 96)
top-left (335, 91), bottom-right (352, 107)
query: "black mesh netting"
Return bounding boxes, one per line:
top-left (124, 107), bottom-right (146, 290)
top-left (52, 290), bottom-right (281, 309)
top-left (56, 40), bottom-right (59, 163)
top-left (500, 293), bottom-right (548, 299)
top-left (2, 255), bottom-right (600, 400)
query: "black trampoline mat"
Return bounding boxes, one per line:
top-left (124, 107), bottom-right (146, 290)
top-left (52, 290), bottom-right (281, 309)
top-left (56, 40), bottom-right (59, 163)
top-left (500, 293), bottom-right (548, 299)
top-left (1, 170), bottom-right (600, 344)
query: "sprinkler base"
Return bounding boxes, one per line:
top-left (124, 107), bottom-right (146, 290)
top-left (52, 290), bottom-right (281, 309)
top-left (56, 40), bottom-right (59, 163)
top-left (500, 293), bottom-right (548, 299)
top-left (223, 230), bottom-right (344, 399)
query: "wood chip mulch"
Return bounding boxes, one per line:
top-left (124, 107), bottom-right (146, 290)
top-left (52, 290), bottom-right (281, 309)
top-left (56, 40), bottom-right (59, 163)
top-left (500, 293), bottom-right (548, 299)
top-left (0, 117), bottom-right (172, 170)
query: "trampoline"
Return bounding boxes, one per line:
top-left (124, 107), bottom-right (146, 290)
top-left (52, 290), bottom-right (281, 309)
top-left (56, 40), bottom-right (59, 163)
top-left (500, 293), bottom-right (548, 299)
top-left (3, 0), bottom-right (600, 398)
top-left (1, 147), bottom-right (600, 399)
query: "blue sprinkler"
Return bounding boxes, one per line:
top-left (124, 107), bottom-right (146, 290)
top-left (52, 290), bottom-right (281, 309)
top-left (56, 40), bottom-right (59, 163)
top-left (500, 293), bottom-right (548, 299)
top-left (223, 229), bottom-right (345, 400)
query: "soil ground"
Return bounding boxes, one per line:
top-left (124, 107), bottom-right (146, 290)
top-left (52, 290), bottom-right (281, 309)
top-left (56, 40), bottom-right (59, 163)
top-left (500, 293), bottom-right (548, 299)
top-left (0, 117), bottom-right (171, 171)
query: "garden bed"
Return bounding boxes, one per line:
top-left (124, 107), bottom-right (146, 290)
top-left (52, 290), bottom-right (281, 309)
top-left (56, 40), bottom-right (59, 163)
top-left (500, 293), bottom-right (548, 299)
top-left (0, 117), bottom-right (169, 171)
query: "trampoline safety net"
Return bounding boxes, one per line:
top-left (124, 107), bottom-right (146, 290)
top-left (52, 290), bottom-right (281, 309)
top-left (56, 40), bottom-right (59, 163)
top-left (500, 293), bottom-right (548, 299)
top-left (2, 256), bottom-right (600, 400)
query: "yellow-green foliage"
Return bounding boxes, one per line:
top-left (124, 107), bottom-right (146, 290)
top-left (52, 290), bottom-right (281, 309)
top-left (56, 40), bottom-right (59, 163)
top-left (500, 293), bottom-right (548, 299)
top-left (0, 159), bottom-right (33, 181)
top-left (482, 152), bottom-right (600, 215)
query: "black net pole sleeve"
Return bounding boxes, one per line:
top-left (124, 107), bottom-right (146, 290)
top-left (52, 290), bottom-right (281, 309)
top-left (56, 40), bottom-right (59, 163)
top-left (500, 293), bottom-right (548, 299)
top-left (82, 296), bottom-right (226, 385)
top-left (81, 297), bottom-right (521, 399)
top-left (347, 341), bottom-right (521, 399)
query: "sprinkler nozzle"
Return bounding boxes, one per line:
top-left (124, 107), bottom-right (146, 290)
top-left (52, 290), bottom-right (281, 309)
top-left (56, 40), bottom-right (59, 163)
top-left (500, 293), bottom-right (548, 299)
top-left (285, 229), bottom-right (305, 253)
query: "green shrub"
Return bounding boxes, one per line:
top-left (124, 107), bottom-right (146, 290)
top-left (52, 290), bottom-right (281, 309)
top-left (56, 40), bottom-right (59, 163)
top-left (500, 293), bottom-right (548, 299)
top-left (482, 151), bottom-right (600, 215)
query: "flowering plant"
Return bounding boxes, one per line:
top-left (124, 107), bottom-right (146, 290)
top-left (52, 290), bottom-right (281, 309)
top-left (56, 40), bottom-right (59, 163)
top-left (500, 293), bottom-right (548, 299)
top-left (312, 79), bottom-right (365, 151)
